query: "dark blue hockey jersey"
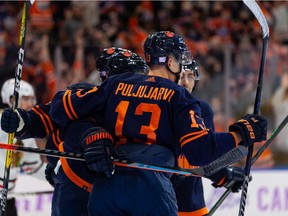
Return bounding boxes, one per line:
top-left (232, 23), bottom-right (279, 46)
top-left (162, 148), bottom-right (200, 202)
top-left (15, 83), bottom-right (98, 191)
top-left (50, 73), bottom-right (238, 166)
top-left (176, 98), bottom-right (215, 215)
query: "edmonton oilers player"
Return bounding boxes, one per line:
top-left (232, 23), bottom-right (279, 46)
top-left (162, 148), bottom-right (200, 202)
top-left (0, 48), bottom-right (148, 216)
top-left (176, 60), bottom-right (246, 215)
top-left (45, 31), bottom-right (267, 215)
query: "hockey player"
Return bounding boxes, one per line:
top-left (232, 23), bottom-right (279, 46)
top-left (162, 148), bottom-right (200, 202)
top-left (176, 60), bottom-right (245, 215)
top-left (1, 82), bottom-right (95, 216)
top-left (47, 47), bottom-right (149, 216)
top-left (0, 48), bottom-right (149, 216)
top-left (0, 78), bottom-right (46, 216)
top-left (175, 60), bottom-right (213, 215)
top-left (14, 31), bottom-right (265, 216)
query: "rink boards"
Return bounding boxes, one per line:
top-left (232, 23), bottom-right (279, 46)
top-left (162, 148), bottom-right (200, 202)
top-left (14, 168), bottom-right (288, 216)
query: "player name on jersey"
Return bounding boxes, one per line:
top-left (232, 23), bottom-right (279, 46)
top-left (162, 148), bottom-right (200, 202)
top-left (115, 82), bottom-right (175, 102)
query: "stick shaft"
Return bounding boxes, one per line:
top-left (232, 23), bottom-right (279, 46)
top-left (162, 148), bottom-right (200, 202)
top-left (238, 1), bottom-right (269, 215)
top-left (209, 2), bottom-right (270, 215)
top-left (1, 2), bottom-right (33, 215)
top-left (0, 143), bottom-right (247, 177)
top-left (239, 35), bottom-right (269, 216)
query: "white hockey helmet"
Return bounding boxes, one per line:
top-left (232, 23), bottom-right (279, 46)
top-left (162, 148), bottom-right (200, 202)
top-left (1, 78), bottom-right (35, 107)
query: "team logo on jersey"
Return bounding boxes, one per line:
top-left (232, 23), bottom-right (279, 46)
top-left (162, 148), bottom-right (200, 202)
top-left (145, 77), bottom-right (155, 82)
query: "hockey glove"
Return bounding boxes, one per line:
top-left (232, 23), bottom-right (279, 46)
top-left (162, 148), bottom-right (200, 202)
top-left (212, 166), bottom-right (249, 193)
top-left (45, 164), bottom-right (55, 187)
top-left (229, 114), bottom-right (267, 147)
top-left (1, 108), bottom-right (26, 133)
top-left (81, 127), bottom-right (116, 178)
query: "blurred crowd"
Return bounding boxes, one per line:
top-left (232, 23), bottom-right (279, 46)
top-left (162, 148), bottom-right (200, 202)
top-left (0, 1), bottom-right (287, 166)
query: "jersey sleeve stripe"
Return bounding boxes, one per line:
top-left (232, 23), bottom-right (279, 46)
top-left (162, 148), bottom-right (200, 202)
top-left (67, 90), bottom-right (78, 119)
top-left (63, 90), bottom-right (78, 120)
top-left (55, 129), bottom-right (62, 144)
top-left (31, 107), bottom-right (51, 135)
top-left (180, 131), bottom-right (208, 148)
top-left (59, 142), bottom-right (92, 192)
top-left (34, 106), bottom-right (54, 132)
top-left (51, 132), bottom-right (60, 149)
top-left (180, 129), bottom-right (209, 143)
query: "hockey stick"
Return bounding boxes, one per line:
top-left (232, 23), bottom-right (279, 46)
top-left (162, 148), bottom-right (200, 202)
top-left (0, 143), bottom-right (248, 177)
top-left (208, 115), bottom-right (288, 215)
top-left (1, 1), bottom-right (35, 215)
top-left (238, 1), bottom-right (269, 216)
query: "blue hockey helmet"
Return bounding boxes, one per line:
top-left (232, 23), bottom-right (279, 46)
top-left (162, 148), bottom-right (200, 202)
top-left (96, 47), bottom-right (149, 82)
top-left (144, 31), bottom-right (192, 66)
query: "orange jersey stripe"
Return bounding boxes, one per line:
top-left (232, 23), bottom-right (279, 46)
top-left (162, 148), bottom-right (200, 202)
top-left (55, 129), bottom-right (62, 144)
top-left (59, 142), bottom-right (92, 192)
top-left (31, 107), bottom-right (51, 135)
top-left (180, 131), bottom-right (208, 148)
top-left (67, 90), bottom-right (78, 119)
top-left (51, 131), bottom-right (61, 149)
top-left (63, 90), bottom-right (76, 120)
top-left (178, 207), bottom-right (209, 216)
top-left (178, 155), bottom-right (199, 169)
top-left (180, 130), bottom-right (208, 143)
top-left (34, 106), bottom-right (54, 131)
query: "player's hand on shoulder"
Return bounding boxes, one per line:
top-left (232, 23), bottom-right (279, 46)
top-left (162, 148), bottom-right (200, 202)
top-left (229, 114), bottom-right (267, 147)
top-left (1, 108), bottom-right (26, 133)
top-left (81, 127), bottom-right (117, 177)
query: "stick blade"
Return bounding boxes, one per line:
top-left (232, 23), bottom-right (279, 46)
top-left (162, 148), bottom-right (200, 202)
top-left (243, 0), bottom-right (269, 38)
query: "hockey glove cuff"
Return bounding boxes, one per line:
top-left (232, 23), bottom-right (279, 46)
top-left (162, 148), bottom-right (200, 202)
top-left (1, 108), bottom-right (26, 133)
top-left (81, 127), bottom-right (116, 178)
top-left (229, 114), bottom-right (267, 147)
top-left (212, 166), bottom-right (251, 193)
